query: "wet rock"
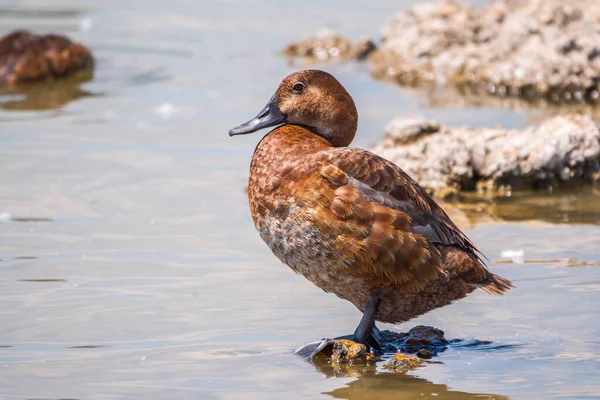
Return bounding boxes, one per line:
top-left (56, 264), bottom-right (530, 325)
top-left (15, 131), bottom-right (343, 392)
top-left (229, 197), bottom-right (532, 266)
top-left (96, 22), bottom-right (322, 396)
top-left (416, 349), bottom-right (434, 359)
top-left (330, 339), bottom-right (377, 365)
top-left (372, 114), bottom-right (600, 196)
top-left (403, 326), bottom-right (448, 348)
top-left (0, 30), bottom-right (94, 86)
top-left (369, 0), bottom-right (600, 103)
top-left (282, 29), bottom-right (376, 62)
top-left (383, 353), bottom-right (422, 372)
top-left (295, 326), bottom-right (450, 363)
top-left (381, 325), bottom-right (449, 354)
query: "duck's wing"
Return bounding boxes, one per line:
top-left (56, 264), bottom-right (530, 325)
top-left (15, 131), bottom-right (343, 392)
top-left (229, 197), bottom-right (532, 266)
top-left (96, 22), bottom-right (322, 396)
top-left (319, 147), bottom-right (511, 294)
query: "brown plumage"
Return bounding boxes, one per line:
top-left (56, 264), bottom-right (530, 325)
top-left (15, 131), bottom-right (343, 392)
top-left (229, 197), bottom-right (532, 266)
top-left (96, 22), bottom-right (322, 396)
top-left (0, 30), bottom-right (94, 86)
top-left (230, 69), bottom-right (512, 328)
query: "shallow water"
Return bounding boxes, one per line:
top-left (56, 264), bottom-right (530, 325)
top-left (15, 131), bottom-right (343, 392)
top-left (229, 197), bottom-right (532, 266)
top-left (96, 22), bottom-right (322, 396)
top-left (1, 0), bottom-right (600, 399)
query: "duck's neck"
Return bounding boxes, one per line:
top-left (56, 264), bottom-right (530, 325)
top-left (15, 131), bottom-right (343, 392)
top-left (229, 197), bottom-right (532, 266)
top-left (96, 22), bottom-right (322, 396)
top-left (253, 124), bottom-right (333, 159)
top-left (249, 125), bottom-right (332, 201)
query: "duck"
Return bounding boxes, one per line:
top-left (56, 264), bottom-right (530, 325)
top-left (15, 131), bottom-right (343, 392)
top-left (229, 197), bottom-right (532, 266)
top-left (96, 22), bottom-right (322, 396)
top-left (0, 30), bottom-right (94, 86)
top-left (229, 69), bottom-right (513, 357)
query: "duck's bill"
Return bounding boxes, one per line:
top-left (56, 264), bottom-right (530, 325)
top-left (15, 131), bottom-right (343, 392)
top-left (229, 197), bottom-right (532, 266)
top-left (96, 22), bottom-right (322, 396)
top-left (229, 94), bottom-right (287, 136)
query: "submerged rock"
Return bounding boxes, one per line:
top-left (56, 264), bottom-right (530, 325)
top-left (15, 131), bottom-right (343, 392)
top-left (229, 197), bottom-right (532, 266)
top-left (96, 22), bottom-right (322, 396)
top-left (380, 325), bottom-right (449, 355)
top-left (372, 0), bottom-right (600, 103)
top-left (282, 29), bottom-right (376, 62)
top-left (0, 30), bottom-right (94, 86)
top-left (372, 114), bottom-right (600, 196)
top-left (383, 353), bottom-right (423, 371)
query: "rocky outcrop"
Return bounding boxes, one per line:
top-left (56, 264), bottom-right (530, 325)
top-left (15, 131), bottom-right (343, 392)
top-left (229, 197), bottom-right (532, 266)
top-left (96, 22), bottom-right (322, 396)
top-left (0, 30), bottom-right (94, 86)
top-left (282, 29), bottom-right (376, 62)
top-left (371, 114), bottom-right (600, 196)
top-left (374, 0), bottom-right (600, 103)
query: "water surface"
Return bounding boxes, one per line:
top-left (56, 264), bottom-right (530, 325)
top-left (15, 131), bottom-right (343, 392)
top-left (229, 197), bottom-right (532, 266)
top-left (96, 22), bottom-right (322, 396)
top-left (1, 1), bottom-right (599, 399)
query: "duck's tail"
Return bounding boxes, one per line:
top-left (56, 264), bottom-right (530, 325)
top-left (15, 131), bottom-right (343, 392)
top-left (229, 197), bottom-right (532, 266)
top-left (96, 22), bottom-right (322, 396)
top-left (439, 245), bottom-right (514, 295)
top-left (477, 273), bottom-right (514, 295)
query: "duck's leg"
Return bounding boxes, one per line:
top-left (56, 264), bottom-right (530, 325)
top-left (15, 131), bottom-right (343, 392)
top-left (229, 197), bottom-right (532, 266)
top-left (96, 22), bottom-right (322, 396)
top-left (293, 294), bottom-right (382, 360)
top-left (353, 293), bottom-right (381, 350)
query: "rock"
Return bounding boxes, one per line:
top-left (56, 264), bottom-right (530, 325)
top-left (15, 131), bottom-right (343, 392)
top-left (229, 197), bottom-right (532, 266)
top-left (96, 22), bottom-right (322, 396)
top-left (295, 326), bottom-right (450, 362)
top-left (402, 326), bottom-right (449, 349)
top-left (0, 30), bottom-right (94, 86)
top-left (282, 29), bottom-right (376, 62)
top-left (416, 349), bottom-right (434, 359)
top-left (330, 339), bottom-right (377, 365)
top-left (384, 116), bottom-right (442, 145)
top-left (381, 325), bottom-right (450, 354)
top-left (368, 0), bottom-right (600, 104)
top-left (372, 114), bottom-right (600, 196)
top-left (383, 353), bottom-right (423, 371)
top-left (350, 39), bottom-right (377, 61)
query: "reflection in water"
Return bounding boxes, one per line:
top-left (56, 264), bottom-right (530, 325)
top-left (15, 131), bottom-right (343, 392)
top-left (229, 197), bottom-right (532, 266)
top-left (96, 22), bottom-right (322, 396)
top-left (0, 7), bottom-right (86, 18)
top-left (10, 217), bottom-right (54, 222)
top-left (400, 84), bottom-right (600, 123)
top-left (2, 0), bottom-right (600, 398)
top-left (313, 358), bottom-right (508, 400)
top-left (440, 188), bottom-right (600, 228)
top-left (0, 72), bottom-right (95, 111)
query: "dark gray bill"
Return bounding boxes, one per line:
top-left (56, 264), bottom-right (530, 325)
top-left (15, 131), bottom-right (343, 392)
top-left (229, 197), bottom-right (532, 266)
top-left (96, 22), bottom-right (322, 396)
top-left (229, 94), bottom-right (287, 136)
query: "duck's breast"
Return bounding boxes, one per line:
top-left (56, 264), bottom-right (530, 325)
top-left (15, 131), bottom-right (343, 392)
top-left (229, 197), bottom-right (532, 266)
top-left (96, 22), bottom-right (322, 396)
top-left (247, 129), bottom-right (353, 291)
top-left (249, 153), bottom-right (332, 271)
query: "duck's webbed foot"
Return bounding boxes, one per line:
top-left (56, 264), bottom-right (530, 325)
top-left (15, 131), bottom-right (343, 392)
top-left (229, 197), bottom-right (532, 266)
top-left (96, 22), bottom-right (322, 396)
top-left (293, 338), bottom-right (339, 360)
top-left (293, 325), bottom-right (384, 360)
top-left (293, 293), bottom-right (384, 360)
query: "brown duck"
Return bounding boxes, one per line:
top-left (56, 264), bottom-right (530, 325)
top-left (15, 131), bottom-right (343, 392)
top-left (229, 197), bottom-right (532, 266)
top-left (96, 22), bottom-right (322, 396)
top-left (230, 69), bottom-right (512, 356)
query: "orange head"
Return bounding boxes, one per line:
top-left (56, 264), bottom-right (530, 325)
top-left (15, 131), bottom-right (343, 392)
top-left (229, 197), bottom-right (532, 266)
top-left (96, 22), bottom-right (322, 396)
top-left (229, 70), bottom-right (358, 147)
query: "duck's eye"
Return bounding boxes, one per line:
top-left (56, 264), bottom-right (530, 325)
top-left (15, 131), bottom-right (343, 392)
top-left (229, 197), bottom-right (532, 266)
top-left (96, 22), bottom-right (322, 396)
top-left (292, 82), bottom-right (305, 93)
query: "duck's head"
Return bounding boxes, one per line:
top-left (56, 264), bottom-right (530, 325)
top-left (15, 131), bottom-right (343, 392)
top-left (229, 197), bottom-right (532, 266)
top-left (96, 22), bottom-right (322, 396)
top-left (229, 69), bottom-right (358, 147)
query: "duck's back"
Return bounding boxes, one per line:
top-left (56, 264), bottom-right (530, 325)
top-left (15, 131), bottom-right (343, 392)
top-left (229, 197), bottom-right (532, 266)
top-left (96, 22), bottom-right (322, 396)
top-left (248, 125), bottom-right (512, 323)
